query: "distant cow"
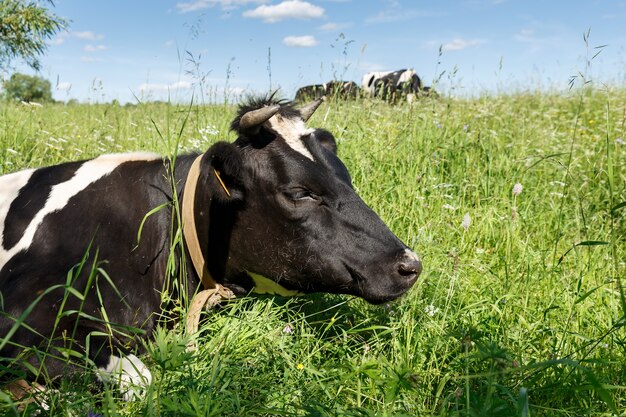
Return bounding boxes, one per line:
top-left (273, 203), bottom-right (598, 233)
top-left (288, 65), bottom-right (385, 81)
top-left (0, 96), bottom-right (421, 398)
top-left (362, 69), bottom-right (423, 101)
top-left (295, 81), bottom-right (359, 102)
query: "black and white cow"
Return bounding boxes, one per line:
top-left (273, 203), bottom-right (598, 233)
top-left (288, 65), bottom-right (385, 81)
top-left (294, 81), bottom-right (359, 102)
top-left (361, 69), bottom-right (422, 102)
top-left (0, 96), bottom-right (421, 398)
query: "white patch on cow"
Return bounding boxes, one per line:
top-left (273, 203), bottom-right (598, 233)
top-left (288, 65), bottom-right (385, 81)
top-left (97, 354), bottom-right (152, 401)
top-left (268, 114), bottom-right (315, 161)
top-left (0, 152), bottom-right (160, 270)
top-left (397, 69), bottom-right (416, 84)
top-left (0, 168), bottom-right (35, 250)
top-left (404, 248), bottom-right (420, 263)
top-left (361, 71), bottom-right (391, 94)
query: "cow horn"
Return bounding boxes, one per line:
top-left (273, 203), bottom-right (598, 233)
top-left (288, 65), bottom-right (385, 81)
top-left (300, 97), bottom-right (324, 122)
top-left (239, 104), bottom-right (281, 130)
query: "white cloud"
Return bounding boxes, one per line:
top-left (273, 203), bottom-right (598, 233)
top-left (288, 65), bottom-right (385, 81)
top-left (514, 28), bottom-right (535, 42)
top-left (72, 31), bottom-right (104, 41)
top-left (317, 21), bottom-right (352, 31)
top-left (138, 81), bottom-right (193, 94)
top-left (49, 30), bottom-right (104, 46)
top-left (318, 22), bottom-right (337, 31)
top-left (176, 0), bottom-right (266, 13)
top-left (283, 35), bottom-right (318, 47)
top-left (84, 44), bottom-right (107, 52)
top-left (365, 7), bottom-right (434, 24)
top-left (163, 40), bottom-right (175, 48)
top-left (244, 0), bottom-right (325, 23)
top-left (49, 35), bottom-right (67, 45)
top-left (441, 38), bottom-right (485, 51)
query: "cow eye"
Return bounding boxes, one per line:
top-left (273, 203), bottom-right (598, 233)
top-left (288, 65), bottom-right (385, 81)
top-left (285, 188), bottom-right (319, 202)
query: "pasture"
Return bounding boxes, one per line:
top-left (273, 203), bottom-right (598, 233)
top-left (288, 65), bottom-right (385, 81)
top-left (0, 86), bottom-right (625, 416)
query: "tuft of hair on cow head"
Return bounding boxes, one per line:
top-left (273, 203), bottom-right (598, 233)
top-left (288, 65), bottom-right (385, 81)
top-left (230, 94), bottom-right (325, 141)
top-left (200, 142), bottom-right (245, 203)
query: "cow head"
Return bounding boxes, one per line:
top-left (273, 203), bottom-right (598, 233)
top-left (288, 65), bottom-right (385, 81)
top-left (196, 96), bottom-right (421, 304)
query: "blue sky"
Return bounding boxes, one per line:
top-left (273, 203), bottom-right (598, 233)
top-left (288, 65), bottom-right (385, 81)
top-left (8, 0), bottom-right (626, 103)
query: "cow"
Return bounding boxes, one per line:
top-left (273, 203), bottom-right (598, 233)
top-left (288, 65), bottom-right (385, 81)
top-left (0, 96), bottom-right (422, 399)
top-left (361, 69), bottom-right (423, 102)
top-left (294, 81), bottom-right (359, 102)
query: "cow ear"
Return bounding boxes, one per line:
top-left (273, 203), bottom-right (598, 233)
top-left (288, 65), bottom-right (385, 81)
top-left (201, 142), bottom-right (245, 203)
top-left (315, 129), bottom-right (338, 154)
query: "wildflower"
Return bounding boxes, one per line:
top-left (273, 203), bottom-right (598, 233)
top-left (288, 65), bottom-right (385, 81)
top-left (282, 323), bottom-right (293, 334)
top-left (512, 183), bottom-right (522, 196)
top-left (463, 124), bottom-right (468, 131)
top-left (296, 363), bottom-right (304, 370)
top-left (616, 138), bottom-right (625, 145)
top-left (436, 122), bottom-right (443, 129)
top-left (424, 304), bottom-right (439, 317)
top-left (443, 204), bottom-right (456, 211)
top-left (199, 125), bottom-right (219, 141)
top-left (461, 213), bottom-right (471, 231)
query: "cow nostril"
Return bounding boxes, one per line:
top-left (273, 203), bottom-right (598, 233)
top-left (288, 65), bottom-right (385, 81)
top-left (397, 259), bottom-right (422, 279)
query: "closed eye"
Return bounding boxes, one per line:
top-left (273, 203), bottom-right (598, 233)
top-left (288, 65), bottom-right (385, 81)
top-left (286, 188), bottom-right (319, 202)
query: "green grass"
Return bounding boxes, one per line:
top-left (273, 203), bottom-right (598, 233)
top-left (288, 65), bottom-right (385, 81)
top-left (1, 86), bottom-right (625, 416)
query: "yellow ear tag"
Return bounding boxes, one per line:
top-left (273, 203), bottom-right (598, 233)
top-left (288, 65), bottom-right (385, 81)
top-left (247, 272), bottom-right (304, 297)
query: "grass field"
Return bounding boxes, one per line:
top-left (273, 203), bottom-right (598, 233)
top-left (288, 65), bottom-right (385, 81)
top-left (1, 84), bottom-right (625, 416)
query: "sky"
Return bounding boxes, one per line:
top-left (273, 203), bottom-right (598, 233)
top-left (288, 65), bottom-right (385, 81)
top-left (6, 0), bottom-right (626, 103)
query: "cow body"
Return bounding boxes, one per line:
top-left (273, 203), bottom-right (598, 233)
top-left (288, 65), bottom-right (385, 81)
top-left (294, 81), bottom-right (359, 102)
top-left (0, 96), bottom-right (421, 396)
top-left (362, 69), bottom-right (424, 101)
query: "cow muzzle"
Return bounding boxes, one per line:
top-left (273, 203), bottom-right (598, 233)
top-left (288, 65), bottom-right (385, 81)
top-left (395, 249), bottom-right (422, 287)
top-left (348, 248), bottom-right (422, 304)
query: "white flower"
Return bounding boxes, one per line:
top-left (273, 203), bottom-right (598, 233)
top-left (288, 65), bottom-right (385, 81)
top-left (512, 183), bottom-right (523, 196)
top-left (616, 138), bottom-right (625, 145)
top-left (424, 304), bottom-right (439, 317)
top-left (199, 125), bottom-right (219, 141)
top-left (461, 213), bottom-right (471, 231)
top-left (282, 323), bottom-right (293, 334)
top-left (443, 204), bottom-right (456, 211)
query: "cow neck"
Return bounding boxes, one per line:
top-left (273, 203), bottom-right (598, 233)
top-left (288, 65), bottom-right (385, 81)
top-left (181, 154), bottom-right (301, 298)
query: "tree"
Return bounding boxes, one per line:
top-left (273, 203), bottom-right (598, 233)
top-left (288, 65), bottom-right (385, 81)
top-left (0, 0), bottom-right (66, 71)
top-left (2, 72), bottom-right (53, 102)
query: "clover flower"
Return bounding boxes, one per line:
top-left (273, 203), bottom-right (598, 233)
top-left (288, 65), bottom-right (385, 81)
top-left (461, 213), bottom-right (471, 231)
top-left (424, 304), bottom-right (439, 317)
